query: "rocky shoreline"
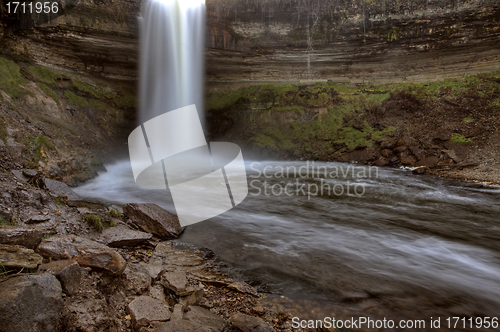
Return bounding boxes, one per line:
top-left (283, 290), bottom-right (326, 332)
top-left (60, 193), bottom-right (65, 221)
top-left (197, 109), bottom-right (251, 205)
top-left (0, 163), bottom-right (299, 332)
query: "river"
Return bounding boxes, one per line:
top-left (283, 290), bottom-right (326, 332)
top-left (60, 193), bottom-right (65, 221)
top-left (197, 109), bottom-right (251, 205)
top-left (75, 160), bottom-right (500, 331)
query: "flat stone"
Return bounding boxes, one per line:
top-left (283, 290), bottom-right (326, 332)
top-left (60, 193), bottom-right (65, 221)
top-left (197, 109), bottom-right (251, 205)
top-left (43, 178), bottom-right (82, 201)
top-left (122, 263), bottom-right (151, 295)
top-left (123, 203), bottom-right (182, 239)
top-left (227, 281), bottom-right (259, 297)
top-left (228, 313), bottom-right (276, 332)
top-left (26, 214), bottom-right (52, 224)
top-left (0, 273), bottom-right (63, 332)
top-left (11, 170), bottom-right (29, 182)
top-left (185, 306), bottom-right (226, 331)
top-left (0, 244), bottom-right (43, 269)
top-left (98, 225), bottom-right (153, 247)
top-left (38, 260), bottom-right (82, 295)
top-left (151, 241), bottom-right (204, 267)
top-left (126, 296), bottom-right (171, 328)
top-left (76, 207), bottom-right (91, 214)
top-left (0, 225), bottom-right (56, 249)
top-left (37, 236), bottom-right (127, 275)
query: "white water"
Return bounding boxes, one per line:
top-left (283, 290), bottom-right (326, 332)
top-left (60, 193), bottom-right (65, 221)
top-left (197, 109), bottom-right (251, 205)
top-left (76, 160), bottom-right (500, 322)
top-left (138, 0), bottom-right (205, 125)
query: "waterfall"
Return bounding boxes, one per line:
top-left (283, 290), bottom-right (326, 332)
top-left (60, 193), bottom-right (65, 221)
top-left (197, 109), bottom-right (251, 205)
top-left (138, 0), bottom-right (206, 125)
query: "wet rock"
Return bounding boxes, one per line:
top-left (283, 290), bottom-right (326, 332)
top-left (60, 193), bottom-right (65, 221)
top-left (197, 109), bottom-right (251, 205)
top-left (127, 296), bottom-right (171, 328)
top-left (43, 178), bottom-right (82, 200)
top-left (412, 166), bottom-right (428, 175)
top-left (151, 242), bottom-right (204, 267)
top-left (122, 263), bottom-right (151, 295)
top-left (185, 306), bottom-right (226, 331)
top-left (139, 262), bottom-right (165, 280)
top-left (66, 200), bottom-right (106, 210)
top-left (98, 224), bottom-right (153, 247)
top-left (0, 273), bottom-right (63, 332)
top-left (0, 225), bottom-right (56, 249)
top-left (444, 149), bottom-right (462, 163)
top-left (153, 320), bottom-right (213, 332)
top-left (394, 146), bottom-right (407, 154)
top-left (123, 203), bottom-right (182, 239)
top-left (374, 158), bottom-right (388, 167)
top-left (160, 271), bottom-right (194, 296)
top-left (38, 260), bottom-right (82, 295)
top-left (227, 281), bottom-right (259, 297)
top-left (228, 313), bottom-right (276, 332)
top-left (380, 149), bottom-right (393, 158)
top-left (401, 156), bottom-right (417, 165)
top-left (22, 169), bottom-right (38, 178)
top-left (37, 236), bottom-right (127, 275)
top-left (415, 156), bottom-right (439, 168)
top-left (11, 170), bottom-right (29, 182)
top-left (0, 244), bottom-right (43, 269)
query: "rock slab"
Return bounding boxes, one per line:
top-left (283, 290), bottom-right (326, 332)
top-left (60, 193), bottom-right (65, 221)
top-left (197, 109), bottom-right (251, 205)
top-left (37, 236), bottom-right (127, 275)
top-left (98, 224), bottom-right (153, 247)
top-left (0, 273), bottom-right (63, 332)
top-left (0, 244), bottom-right (43, 269)
top-left (123, 203), bottom-right (182, 239)
top-left (127, 296), bottom-right (171, 328)
top-left (0, 225), bottom-right (56, 249)
top-left (229, 313), bottom-right (276, 332)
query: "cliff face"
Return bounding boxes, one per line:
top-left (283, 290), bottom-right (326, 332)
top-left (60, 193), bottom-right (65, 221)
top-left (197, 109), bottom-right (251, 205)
top-left (2, 0), bottom-right (499, 85)
top-left (206, 0), bottom-right (500, 89)
top-left (1, 0), bottom-right (140, 80)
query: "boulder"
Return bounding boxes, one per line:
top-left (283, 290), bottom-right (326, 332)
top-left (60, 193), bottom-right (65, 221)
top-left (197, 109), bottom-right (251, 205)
top-left (400, 156), bottom-right (417, 165)
top-left (184, 306), bottom-right (226, 331)
top-left (37, 236), bottom-right (127, 275)
top-left (0, 244), bottom-right (43, 269)
top-left (374, 158), bottom-right (388, 167)
top-left (0, 225), bottom-right (56, 249)
top-left (0, 273), bottom-right (63, 332)
top-left (227, 281), bottom-right (259, 297)
top-left (98, 225), bottom-right (153, 247)
top-left (126, 296), bottom-right (171, 328)
top-left (38, 260), bottom-right (82, 296)
top-left (415, 156), bottom-right (439, 168)
top-left (22, 169), bottom-right (38, 178)
top-left (122, 263), bottom-right (152, 295)
top-left (228, 313), bottom-right (276, 332)
top-left (123, 203), bottom-right (182, 239)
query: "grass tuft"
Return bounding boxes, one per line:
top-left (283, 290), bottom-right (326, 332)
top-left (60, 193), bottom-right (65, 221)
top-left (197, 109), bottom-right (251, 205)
top-left (0, 57), bottom-right (27, 98)
top-left (84, 213), bottom-right (115, 232)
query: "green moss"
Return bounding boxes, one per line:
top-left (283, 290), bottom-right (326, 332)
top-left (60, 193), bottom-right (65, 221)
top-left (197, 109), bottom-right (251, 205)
top-left (113, 94), bottom-right (137, 108)
top-left (54, 197), bottom-right (66, 206)
top-left (84, 213), bottom-right (114, 232)
top-left (108, 208), bottom-right (122, 220)
top-left (65, 90), bottom-right (89, 107)
top-left (462, 117), bottom-right (473, 124)
top-left (71, 78), bottom-right (101, 98)
top-left (0, 119), bottom-right (6, 141)
top-left (28, 66), bottom-right (62, 85)
top-left (0, 216), bottom-right (11, 226)
top-left (450, 133), bottom-right (472, 143)
top-left (37, 83), bottom-right (60, 106)
top-left (0, 57), bottom-right (27, 98)
top-left (27, 135), bottom-right (55, 163)
top-left (90, 99), bottom-right (107, 111)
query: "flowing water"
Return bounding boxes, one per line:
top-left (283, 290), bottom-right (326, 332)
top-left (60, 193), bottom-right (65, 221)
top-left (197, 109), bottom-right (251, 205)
top-left (75, 160), bottom-right (500, 330)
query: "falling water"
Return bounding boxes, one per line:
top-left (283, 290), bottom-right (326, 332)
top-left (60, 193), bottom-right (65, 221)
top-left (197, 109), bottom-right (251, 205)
top-left (138, 0), bottom-right (206, 125)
